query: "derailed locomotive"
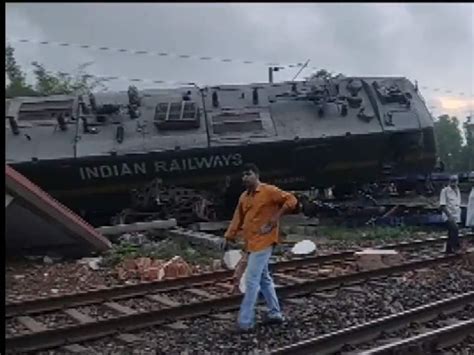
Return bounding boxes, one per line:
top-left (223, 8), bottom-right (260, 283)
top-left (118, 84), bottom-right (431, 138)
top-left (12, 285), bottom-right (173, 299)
top-left (5, 75), bottom-right (437, 224)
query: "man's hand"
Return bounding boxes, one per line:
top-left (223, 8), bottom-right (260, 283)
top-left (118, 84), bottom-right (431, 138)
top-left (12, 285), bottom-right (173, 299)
top-left (219, 238), bottom-right (229, 251)
top-left (445, 210), bottom-right (456, 224)
top-left (260, 214), bottom-right (279, 235)
top-left (219, 238), bottom-right (238, 251)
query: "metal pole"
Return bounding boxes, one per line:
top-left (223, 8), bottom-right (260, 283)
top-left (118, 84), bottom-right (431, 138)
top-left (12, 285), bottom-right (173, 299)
top-left (268, 67), bottom-right (274, 83)
top-left (192, 83), bottom-right (211, 148)
top-left (292, 60), bottom-right (310, 81)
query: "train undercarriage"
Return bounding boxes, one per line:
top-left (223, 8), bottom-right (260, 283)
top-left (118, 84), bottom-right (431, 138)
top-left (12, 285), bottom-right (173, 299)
top-left (105, 171), bottom-right (470, 227)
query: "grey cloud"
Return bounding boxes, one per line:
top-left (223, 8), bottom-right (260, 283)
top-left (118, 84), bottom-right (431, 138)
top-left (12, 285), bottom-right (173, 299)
top-left (5, 3), bottom-right (474, 117)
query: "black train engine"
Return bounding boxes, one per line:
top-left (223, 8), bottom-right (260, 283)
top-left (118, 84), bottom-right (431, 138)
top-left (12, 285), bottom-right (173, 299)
top-left (5, 76), bottom-right (436, 225)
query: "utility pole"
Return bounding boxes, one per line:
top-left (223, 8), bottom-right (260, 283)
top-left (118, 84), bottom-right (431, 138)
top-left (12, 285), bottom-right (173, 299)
top-left (268, 66), bottom-right (284, 83)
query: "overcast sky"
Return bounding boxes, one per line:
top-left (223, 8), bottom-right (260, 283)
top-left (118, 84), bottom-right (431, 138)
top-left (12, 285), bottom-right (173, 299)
top-left (5, 3), bottom-right (474, 120)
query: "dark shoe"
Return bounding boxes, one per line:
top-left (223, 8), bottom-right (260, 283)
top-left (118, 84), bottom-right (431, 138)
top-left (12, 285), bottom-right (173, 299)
top-left (230, 323), bottom-right (254, 334)
top-left (264, 314), bottom-right (285, 325)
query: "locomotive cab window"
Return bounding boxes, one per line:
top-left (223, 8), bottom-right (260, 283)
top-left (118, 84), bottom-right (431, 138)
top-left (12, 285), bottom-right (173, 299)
top-left (154, 101), bottom-right (200, 130)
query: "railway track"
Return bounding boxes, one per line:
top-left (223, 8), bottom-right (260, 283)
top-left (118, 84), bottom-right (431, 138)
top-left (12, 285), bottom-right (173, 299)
top-left (5, 251), bottom-right (469, 353)
top-left (270, 291), bottom-right (474, 355)
top-left (359, 319), bottom-right (474, 355)
top-left (6, 233), bottom-right (472, 318)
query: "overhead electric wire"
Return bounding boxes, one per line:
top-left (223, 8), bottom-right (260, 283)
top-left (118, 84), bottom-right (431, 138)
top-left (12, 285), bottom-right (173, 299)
top-left (7, 37), bottom-right (472, 98)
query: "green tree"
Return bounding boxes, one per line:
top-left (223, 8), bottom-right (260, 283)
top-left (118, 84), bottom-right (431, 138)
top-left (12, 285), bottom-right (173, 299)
top-left (5, 44), bottom-right (38, 98)
top-left (311, 69), bottom-right (333, 80)
top-left (5, 44), bottom-right (106, 98)
top-left (460, 117), bottom-right (474, 171)
top-left (434, 115), bottom-right (464, 172)
top-left (310, 69), bottom-right (345, 81)
top-left (31, 61), bottom-right (105, 96)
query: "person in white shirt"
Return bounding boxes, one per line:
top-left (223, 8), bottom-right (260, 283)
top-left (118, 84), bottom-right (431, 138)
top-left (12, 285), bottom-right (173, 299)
top-left (466, 186), bottom-right (474, 230)
top-left (439, 175), bottom-right (462, 253)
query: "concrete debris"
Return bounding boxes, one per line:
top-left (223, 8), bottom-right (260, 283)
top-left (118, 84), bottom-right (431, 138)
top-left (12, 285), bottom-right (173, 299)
top-left (168, 227), bottom-right (227, 250)
top-left (166, 321), bottom-right (189, 330)
top-left (189, 214), bottom-right (319, 233)
top-left (190, 221), bottom-right (230, 232)
top-left (117, 233), bottom-right (150, 245)
top-left (212, 259), bottom-right (223, 271)
top-left (462, 247), bottom-right (474, 267)
top-left (331, 266), bottom-right (346, 276)
top-left (77, 257), bottom-right (103, 270)
top-left (399, 268), bottom-right (443, 285)
top-left (96, 219), bottom-right (177, 237)
top-left (163, 256), bottom-right (193, 279)
top-left (115, 255), bottom-right (192, 282)
top-left (354, 249), bottom-right (404, 271)
top-left (6, 258), bottom-right (124, 302)
top-left (317, 268), bottom-right (333, 277)
top-left (43, 256), bottom-right (54, 264)
top-left (281, 214), bottom-right (320, 226)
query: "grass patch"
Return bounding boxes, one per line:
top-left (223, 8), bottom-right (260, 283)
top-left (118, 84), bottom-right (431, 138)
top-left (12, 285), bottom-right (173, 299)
top-left (313, 225), bottom-right (438, 242)
top-left (102, 239), bottom-right (223, 267)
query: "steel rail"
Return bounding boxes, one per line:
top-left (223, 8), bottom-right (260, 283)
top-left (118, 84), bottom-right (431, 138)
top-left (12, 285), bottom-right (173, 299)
top-left (5, 254), bottom-right (464, 352)
top-left (6, 233), bottom-right (470, 318)
top-left (359, 318), bottom-right (474, 354)
top-left (270, 291), bottom-right (474, 355)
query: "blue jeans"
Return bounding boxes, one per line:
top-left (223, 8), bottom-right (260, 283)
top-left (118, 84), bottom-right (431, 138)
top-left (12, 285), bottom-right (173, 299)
top-left (239, 245), bottom-right (282, 329)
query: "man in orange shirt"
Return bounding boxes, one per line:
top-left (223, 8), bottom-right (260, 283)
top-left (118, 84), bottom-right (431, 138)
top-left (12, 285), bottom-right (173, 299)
top-left (224, 163), bottom-right (298, 331)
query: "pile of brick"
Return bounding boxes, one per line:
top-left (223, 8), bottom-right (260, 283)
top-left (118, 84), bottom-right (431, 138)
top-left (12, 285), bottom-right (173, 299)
top-left (115, 256), bottom-right (193, 282)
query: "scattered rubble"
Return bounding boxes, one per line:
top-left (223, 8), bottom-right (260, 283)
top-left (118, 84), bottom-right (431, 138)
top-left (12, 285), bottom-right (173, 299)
top-left (5, 260), bottom-right (118, 302)
top-left (5, 235), bottom-right (224, 301)
top-left (42, 256), bottom-right (54, 265)
top-left (5, 224), bottom-right (468, 305)
top-left (96, 219), bottom-right (177, 236)
top-left (114, 255), bottom-right (212, 282)
top-left (117, 232), bottom-right (151, 245)
top-left (116, 257), bottom-right (165, 282)
top-left (77, 257), bottom-right (103, 271)
top-left (462, 247), bottom-right (474, 268)
top-left (167, 227), bottom-right (227, 250)
top-left (354, 249), bottom-right (404, 271)
top-left (102, 233), bottom-right (223, 268)
top-left (190, 221), bottom-right (230, 233)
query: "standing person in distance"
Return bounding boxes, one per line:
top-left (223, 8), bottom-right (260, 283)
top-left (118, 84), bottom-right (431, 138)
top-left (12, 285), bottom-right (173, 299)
top-left (466, 185), bottom-right (474, 232)
top-left (224, 163), bottom-right (298, 332)
top-left (439, 175), bottom-right (462, 254)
